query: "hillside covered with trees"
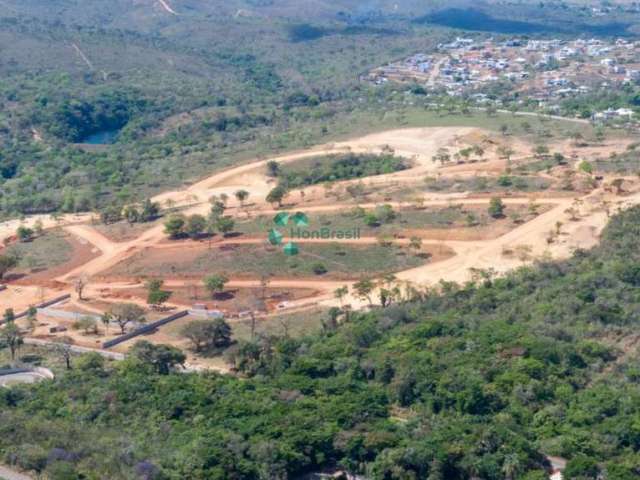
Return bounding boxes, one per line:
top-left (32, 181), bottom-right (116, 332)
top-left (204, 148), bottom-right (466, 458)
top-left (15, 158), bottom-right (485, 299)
top-left (4, 0), bottom-right (640, 220)
top-left (3, 206), bottom-right (640, 479)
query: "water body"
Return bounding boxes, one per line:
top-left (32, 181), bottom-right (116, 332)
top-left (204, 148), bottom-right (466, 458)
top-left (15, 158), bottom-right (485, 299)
top-left (0, 372), bottom-right (45, 387)
top-left (418, 8), bottom-right (630, 37)
top-left (81, 129), bottom-right (120, 145)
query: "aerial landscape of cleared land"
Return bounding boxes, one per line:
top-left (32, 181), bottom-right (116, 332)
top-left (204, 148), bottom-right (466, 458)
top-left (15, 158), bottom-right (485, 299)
top-left (3, 1), bottom-right (640, 479)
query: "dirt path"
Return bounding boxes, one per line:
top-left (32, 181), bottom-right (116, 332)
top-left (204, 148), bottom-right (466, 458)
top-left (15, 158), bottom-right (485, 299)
top-left (0, 465), bottom-right (33, 480)
top-left (71, 43), bottom-right (94, 70)
top-left (427, 57), bottom-right (447, 88)
top-left (151, 127), bottom-right (471, 207)
top-left (0, 213), bottom-right (92, 244)
top-left (157, 0), bottom-right (178, 15)
top-left (3, 125), bottom-right (636, 340)
top-left (496, 109), bottom-right (590, 125)
top-left (72, 191), bottom-right (603, 312)
top-left (58, 196), bottom-right (559, 281)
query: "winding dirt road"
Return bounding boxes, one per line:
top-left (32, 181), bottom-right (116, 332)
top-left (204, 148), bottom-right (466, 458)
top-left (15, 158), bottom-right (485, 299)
top-left (3, 126), bottom-right (633, 318)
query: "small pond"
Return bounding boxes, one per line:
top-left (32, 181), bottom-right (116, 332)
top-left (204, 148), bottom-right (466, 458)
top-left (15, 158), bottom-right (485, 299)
top-left (81, 129), bottom-right (120, 145)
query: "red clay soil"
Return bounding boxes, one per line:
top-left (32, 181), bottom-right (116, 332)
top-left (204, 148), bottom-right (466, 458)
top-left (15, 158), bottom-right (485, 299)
top-left (101, 285), bottom-right (319, 313)
top-left (9, 234), bottom-right (100, 288)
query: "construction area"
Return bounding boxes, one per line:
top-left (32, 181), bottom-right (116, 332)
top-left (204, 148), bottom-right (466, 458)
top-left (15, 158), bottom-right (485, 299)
top-left (2, 118), bottom-right (639, 369)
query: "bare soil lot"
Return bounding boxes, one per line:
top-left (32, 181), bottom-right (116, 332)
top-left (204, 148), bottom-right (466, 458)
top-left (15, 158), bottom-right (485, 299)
top-left (3, 230), bottom-right (99, 287)
top-left (4, 124), bottom-right (639, 367)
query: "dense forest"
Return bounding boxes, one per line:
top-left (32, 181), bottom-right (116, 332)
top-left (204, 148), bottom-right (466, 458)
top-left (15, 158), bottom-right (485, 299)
top-left (276, 153), bottom-right (410, 190)
top-left (0, 2), bottom-right (442, 219)
top-left (3, 206), bottom-right (640, 479)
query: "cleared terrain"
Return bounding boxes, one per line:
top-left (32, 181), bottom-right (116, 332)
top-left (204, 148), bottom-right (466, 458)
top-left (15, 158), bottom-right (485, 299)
top-left (1, 122), bottom-right (637, 366)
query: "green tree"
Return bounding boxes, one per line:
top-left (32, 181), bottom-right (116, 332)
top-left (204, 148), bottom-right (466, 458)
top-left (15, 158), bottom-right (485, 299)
top-left (204, 274), bottom-right (229, 299)
top-left (26, 306), bottom-right (38, 329)
top-left (185, 214), bottom-right (207, 239)
top-left (266, 160), bottom-right (281, 177)
top-left (146, 279), bottom-right (172, 307)
top-left (181, 318), bottom-right (233, 352)
top-left (266, 186), bottom-right (287, 207)
top-left (164, 214), bottom-right (186, 239)
top-left (123, 205), bottom-right (140, 224)
top-left (109, 303), bottom-right (146, 335)
top-left (3, 308), bottom-right (15, 323)
top-left (234, 189), bottom-right (250, 206)
top-left (409, 236), bottom-right (422, 252)
top-left (73, 316), bottom-right (98, 334)
top-left (375, 204), bottom-right (396, 223)
top-left (334, 286), bottom-right (349, 305)
top-left (354, 278), bottom-right (375, 305)
top-left (130, 341), bottom-right (185, 375)
top-left (1, 322), bottom-right (23, 361)
top-left (54, 336), bottom-right (74, 370)
top-left (216, 216), bottom-right (235, 237)
top-left (488, 197), bottom-right (506, 218)
top-left (311, 262), bottom-right (328, 275)
top-left (0, 254), bottom-right (18, 280)
top-left (16, 225), bottom-right (34, 242)
top-left (100, 205), bottom-right (123, 225)
top-left (364, 212), bottom-right (379, 227)
top-left (210, 199), bottom-right (226, 220)
top-left (140, 199), bottom-right (160, 222)
top-left (564, 455), bottom-right (599, 480)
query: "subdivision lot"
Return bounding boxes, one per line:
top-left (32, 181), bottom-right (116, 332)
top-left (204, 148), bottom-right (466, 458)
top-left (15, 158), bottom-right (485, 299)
top-left (235, 204), bottom-right (545, 240)
top-left (3, 123), bottom-right (639, 369)
top-left (103, 242), bottom-right (446, 281)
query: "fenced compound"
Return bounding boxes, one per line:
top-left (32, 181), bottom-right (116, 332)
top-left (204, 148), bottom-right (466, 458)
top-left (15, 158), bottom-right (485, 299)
top-left (6, 294), bottom-right (71, 323)
top-left (36, 308), bottom-right (101, 322)
top-left (102, 310), bottom-right (189, 349)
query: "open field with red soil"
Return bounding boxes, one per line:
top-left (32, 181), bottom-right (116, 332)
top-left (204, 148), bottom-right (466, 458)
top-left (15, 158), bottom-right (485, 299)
top-left (4, 229), bottom-right (100, 288)
top-left (3, 124), bottom-right (640, 368)
top-left (98, 284), bottom-right (319, 315)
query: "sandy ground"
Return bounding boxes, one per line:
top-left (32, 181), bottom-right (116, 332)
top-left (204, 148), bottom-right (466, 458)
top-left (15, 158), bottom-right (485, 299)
top-left (0, 464), bottom-right (33, 480)
top-left (0, 285), bottom-right (57, 312)
top-left (0, 213), bottom-right (92, 245)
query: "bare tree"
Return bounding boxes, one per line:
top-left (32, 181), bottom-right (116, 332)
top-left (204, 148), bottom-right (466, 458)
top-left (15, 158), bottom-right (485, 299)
top-left (74, 274), bottom-right (89, 301)
top-left (54, 336), bottom-right (75, 370)
top-left (249, 312), bottom-right (257, 341)
top-left (0, 323), bottom-right (23, 361)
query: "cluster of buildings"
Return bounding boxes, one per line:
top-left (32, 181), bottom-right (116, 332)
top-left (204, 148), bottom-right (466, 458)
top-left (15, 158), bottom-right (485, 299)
top-left (365, 37), bottom-right (640, 119)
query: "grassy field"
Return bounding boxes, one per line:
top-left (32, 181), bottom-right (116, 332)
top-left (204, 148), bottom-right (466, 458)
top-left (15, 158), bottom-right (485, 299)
top-left (423, 174), bottom-right (552, 193)
top-left (592, 153), bottom-right (640, 174)
top-left (233, 308), bottom-right (328, 342)
top-left (5, 230), bottom-right (73, 272)
top-left (0, 344), bottom-right (97, 374)
top-left (108, 242), bottom-right (429, 280)
top-left (158, 308), bottom-right (327, 350)
top-left (92, 219), bottom-right (163, 243)
top-left (236, 204), bottom-right (533, 237)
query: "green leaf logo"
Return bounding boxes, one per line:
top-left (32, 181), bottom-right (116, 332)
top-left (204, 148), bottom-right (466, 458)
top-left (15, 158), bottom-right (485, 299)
top-left (269, 211), bottom-right (307, 255)
top-left (291, 212), bottom-right (309, 227)
top-left (273, 212), bottom-right (290, 227)
top-left (268, 228), bottom-right (284, 245)
top-left (283, 242), bottom-right (299, 256)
